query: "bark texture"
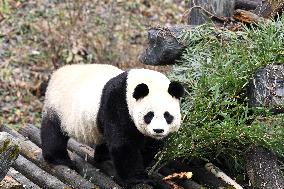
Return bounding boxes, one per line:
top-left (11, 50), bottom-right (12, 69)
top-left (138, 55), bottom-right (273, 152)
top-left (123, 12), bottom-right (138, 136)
top-left (0, 132), bottom-right (20, 182)
top-left (246, 147), bottom-right (284, 189)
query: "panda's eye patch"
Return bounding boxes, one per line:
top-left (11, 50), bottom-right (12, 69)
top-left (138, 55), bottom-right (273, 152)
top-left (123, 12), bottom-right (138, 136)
top-left (164, 111), bottom-right (174, 124)
top-left (144, 111), bottom-right (154, 124)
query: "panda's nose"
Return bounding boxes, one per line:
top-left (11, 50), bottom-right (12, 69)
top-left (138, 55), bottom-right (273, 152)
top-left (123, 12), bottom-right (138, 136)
top-left (153, 129), bottom-right (164, 134)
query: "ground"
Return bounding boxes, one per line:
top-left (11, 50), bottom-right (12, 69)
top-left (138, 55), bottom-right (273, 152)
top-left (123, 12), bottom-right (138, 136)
top-left (0, 0), bottom-right (185, 128)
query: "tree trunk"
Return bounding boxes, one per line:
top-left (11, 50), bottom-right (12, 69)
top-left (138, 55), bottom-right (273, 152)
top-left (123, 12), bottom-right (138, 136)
top-left (188, 0), bottom-right (235, 25)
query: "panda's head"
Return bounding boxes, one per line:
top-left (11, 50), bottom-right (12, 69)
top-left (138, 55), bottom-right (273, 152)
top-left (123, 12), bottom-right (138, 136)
top-left (126, 69), bottom-right (184, 140)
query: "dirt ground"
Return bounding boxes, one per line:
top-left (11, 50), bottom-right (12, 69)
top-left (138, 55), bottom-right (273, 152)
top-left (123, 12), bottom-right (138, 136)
top-left (0, 0), bottom-right (186, 128)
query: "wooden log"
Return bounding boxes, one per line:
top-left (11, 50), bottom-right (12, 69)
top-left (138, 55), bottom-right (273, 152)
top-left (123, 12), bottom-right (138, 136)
top-left (188, 0), bottom-right (235, 25)
top-left (138, 25), bottom-right (191, 66)
top-left (0, 132), bottom-right (20, 182)
top-left (19, 125), bottom-right (171, 189)
top-left (13, 155), bottom-right (70, 189)
top-left (245, 147), bottom-right (284, 188)
top-left (20, 124), bottom-right (95, 164)
top-left (18, 125), bottom-right (121, 189)
top-left (0, 126), bottom-right (97, 189)
top-left (7, 168), bottom-right (40, 189)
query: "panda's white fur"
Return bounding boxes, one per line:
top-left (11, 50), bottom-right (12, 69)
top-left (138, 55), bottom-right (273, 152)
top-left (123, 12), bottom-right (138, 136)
top-left (44, 64), bottom-right (181, 145)
top-left (44, 64), bottom-right (123, 145)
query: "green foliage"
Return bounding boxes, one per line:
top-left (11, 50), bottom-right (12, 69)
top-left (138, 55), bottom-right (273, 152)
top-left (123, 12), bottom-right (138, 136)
top-left (161, 18), bottom-right (284, 173)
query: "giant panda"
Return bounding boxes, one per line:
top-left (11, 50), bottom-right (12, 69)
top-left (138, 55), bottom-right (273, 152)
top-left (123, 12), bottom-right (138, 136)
top-left (40, 64), bottom-right (184, 187)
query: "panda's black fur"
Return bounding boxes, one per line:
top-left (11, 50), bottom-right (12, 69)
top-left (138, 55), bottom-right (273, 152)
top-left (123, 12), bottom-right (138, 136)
top-left (40, 64), bottom-right (184, 187)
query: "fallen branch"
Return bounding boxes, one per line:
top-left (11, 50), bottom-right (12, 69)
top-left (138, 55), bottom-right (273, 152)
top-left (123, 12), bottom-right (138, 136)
top-left (205, 163), bottom-right (243, 189)
top-left (7, 168), bottom-right (40, 189)
top-left (1, 125), bottom-right (97, 189)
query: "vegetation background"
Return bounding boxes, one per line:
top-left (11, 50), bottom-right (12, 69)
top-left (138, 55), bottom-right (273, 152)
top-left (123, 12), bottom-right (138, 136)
top-left (0, 0), bottom-right (185, 128)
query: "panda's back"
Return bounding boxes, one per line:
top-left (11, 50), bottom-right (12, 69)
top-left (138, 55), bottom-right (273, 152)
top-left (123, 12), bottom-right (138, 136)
top-left (44, 64), bottom-right (123, 145)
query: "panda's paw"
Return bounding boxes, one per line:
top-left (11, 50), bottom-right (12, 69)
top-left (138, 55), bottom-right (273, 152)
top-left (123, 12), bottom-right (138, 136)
top-left (45, 157), bottom-right (77, 171)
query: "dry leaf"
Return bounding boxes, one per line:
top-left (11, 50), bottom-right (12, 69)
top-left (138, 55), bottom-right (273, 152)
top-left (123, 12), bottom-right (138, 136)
top-left (163, 172), bottom-right (193, 181)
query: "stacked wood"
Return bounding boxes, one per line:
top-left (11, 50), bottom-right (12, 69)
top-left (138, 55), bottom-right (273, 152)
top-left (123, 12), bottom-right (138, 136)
top-left (1, 124), bottom-right (245, 188)
top-left (1, 125), bottom-right (120, 189)
top-left (20, 125), bottom-right (216, 189)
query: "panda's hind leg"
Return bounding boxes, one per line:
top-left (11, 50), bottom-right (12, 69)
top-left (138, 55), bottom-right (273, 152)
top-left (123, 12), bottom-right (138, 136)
top-left (94, 143), bottom-right (110, 163)
top-left (40, 109), bottom-right (74, 168)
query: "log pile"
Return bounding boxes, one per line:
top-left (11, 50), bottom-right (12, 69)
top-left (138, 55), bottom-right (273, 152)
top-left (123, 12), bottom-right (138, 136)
top-left (1, 124), bottom-right (250, 188)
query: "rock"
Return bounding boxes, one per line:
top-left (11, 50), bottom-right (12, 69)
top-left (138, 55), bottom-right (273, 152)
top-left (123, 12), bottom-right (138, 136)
top-left (139, 25), bottom-right (192, 66)
top-left (248, 64), bottom-right (284, 113)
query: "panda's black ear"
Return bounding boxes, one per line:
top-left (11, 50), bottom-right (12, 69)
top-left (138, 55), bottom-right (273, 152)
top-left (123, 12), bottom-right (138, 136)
top-left (168, 81), bottom-right (184, 99)
top-left (133, 83), bottom-right (149, 100)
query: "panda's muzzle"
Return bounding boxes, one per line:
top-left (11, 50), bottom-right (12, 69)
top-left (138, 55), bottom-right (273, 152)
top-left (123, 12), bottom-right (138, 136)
top-left (153, 129), bottom-right (164, 134)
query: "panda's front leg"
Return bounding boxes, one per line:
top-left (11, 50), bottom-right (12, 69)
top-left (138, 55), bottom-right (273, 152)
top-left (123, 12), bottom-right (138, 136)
top-left (109, 143), bottom-right (155, 187)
